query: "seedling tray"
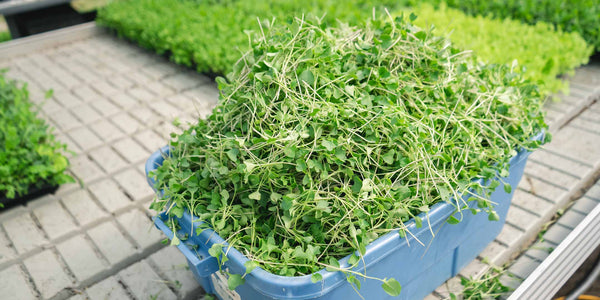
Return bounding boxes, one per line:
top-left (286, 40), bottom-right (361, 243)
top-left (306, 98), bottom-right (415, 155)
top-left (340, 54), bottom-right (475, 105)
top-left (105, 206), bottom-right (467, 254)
top-left (146, 134), bottom-right (541, 299)
top-left (0, 183), bottom-right (58, 209)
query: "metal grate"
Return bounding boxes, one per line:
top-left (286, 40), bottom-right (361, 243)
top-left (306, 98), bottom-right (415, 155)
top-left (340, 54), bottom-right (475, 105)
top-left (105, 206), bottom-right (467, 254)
top-left (509, 202), bottom-right (600, 299)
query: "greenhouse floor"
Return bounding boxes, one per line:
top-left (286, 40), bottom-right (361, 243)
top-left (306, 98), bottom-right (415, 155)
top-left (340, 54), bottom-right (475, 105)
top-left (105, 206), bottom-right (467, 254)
top-left (0, 23), bottom-right (599, 300)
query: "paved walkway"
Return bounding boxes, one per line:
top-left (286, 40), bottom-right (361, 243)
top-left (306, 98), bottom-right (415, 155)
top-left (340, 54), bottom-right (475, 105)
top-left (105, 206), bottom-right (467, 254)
top-left (0, 25), bottom-right (598, 300)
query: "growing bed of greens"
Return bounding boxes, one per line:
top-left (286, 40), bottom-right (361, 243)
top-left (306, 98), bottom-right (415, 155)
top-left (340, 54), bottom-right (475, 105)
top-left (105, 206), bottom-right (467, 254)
top-left (437, 0), bottom-right (600, 51)
top-left (0, 72), bottom-right (73, 204)
top-left (406, 3), bottom-right (592, 96)
top-left (97, 0), bottom-right (592, 96)
top-left (150, 14), bottom-right (548, 294)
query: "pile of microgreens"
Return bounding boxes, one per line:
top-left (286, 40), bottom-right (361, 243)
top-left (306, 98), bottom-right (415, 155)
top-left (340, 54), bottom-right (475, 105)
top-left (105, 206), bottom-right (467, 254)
top-left (150, 13), bottom-right (547, 294)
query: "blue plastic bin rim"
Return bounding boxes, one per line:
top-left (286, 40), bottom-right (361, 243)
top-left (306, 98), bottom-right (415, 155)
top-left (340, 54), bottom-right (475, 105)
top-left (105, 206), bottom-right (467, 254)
top-left (146, 131), bottom-right (544, 298)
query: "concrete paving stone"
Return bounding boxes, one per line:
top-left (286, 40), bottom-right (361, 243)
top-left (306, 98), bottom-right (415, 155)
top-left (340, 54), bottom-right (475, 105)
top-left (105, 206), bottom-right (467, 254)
top-left (68, 127), bottom-right (103, 152)
top-left (585, 184), bottom-right (600, 201)
top-left (24, 250), bottom-right (74, 299)
top-left (528, 150), bottom-right (592, 179)
top-left (543, 125), bottom-right (600, 166)
top-left (109, 74), bottom-right (135, 90)
top-left (69, 155), bottom-right (105, 183)
top-left (114, 168), bottom-right (155, 202)
top-left (119, 261), bottom-right (177, 300)
top-left (88, 179), bottom-right (132, 213)
top-left (4, 68), bottom-right (32, 83)
top-left (56, 235), bottom-right (107, 283)
top-left (110, 93), bottom-right (139, 110)
top-left (542, 223), bottom-right (572, 245)
top-left (146, 80), bottom-right (175, 97)
top-left (104, 58), bottom-right (132, 74)
top-left (13, 56), bottom-right (38, 71)
top-left (66, 293), bottom-right (87, 300)
top-left (54, 181), bottom-right (81, 196)
top-left (163, 72), bottom-right (202, 92)
top-left (132, 106), bottom-right (163, 127)
top-left (70, 104), bottom-right (103, 124)
top-left (166, 93), bottom-right (196, 111)
top-left (589, 101), bottom-right (600, 113)
top-left (156, 120), bottom-right (184, 138)
top-left (49, 109), bottom-right (82, 131)
top-left (89, 146), bottom-right (129, 174)
top-left (495, 224), bottom-right (524, 249)
top-left (128, 86), bottom-right (156, 103)
top-left (110, 112), bottom-right (144, 135)
top-left (87, 221), bottom-right (137, 265)
top-left (511, 189), bottom-right (555, 219)
top-left (0, 265), bottom-right (37, 300)
top-left (151, 100), bottom-right (181, 119)
top-left (91, 98), bottom-right (121, 117)
top-left (117, 209), bottom-right (163, 249)
top-left (557, 209), bottom-right (587, 229)
top-left (134, 129), bottom-right (166, 152)
top-left (508, 255), bottom-right (540, 279)
top-left (149, 246), bottom-right (202, 298)
top-left (55, 133), bottom-right (82, 156)
top-left (40, 98), bottom-right (63, 115)
top-left (3, 212), bottom-right (48, 254)
top-left (112, 138), bottom-right (151, 164)
top-left (524, 241), bottom-right (556, 262)
top-left (141, 61), bottom-right (179, 80)
top-left (524, 162), bottom-right (580, 191)
top-left (61, 189), bottom-right (108, 226)
top-left (506, 205), bottom-right (540, 233)
top-left (32, 200), bottom-right (78, 240)
top-left (73, 86), bottom-right (103, 103)
top-left (90, 61), bottom-right (118, 78)
top-left (434, 276), bottom-right (462, 299)
top-left (517, 175), bottom-right (569, 204)
top-left (0, 227), bottom-right (17, 264)
top-left (137, 161), bottom-right (147, 176)
top-left (479, 241), bottom-right (509, 266)
top-left (128, 71), bottom-right (152, 86)
top-left (458, 258), bottom-right (488, 278)
top-left (183, 84), bottom-right (219, 105)
top-left (572, 196), bottom-right (600, 214)
top-left (424, 294), bottom-right (442, 300)
top-left (29, 53), bottom-right (55, 69)
top-left (499, 274), bottom-right (522, 291)
top-left (580, 108), bottom-right (600, 121)
top-left (90, 119), bottom-right (126, 143)
top-left (54, 91), bottom-right (84, 108)
top-left (71, 65), bottom-right (103, 84)
top-left (571, 118), bottom-right (600, 136)
top-left (85, 276), bottom-right (130, 300)
top-left (50, 68), bottom-right (82, 89)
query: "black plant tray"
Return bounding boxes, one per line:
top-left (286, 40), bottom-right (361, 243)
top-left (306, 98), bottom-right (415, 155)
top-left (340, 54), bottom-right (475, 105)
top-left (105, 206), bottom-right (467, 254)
top-left (0, 183), bottom-right (59, 209)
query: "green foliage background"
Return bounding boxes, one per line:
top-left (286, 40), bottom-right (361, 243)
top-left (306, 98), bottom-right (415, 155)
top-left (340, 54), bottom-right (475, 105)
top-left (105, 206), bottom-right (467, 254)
top-left (406, 3), bottom-right (592, 95)
top-left (439, 0), bottom-right (600, 51)
top-left (97, 0), bottom-right (592, 95)
top-left (0, 73), bottom-right (73, 199)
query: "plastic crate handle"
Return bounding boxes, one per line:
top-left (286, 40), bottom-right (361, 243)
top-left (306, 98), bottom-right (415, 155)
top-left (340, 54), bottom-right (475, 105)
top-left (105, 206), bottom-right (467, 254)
top-left (153, 215), bottom-right (219, 277)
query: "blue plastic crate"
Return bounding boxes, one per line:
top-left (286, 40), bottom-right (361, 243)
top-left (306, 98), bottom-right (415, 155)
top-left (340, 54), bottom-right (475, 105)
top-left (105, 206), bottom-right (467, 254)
top-left (146, 134), bottom-right (540, 300)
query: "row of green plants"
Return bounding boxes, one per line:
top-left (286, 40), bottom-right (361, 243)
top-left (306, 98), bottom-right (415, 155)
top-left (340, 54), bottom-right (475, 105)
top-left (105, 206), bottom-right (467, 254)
top-left (0, 31), bottom-right (10, 43)
top-left (436, 0), bottom-right (600, 51)
top-left (97, 0), bottom-right (592, 96)
top-left (150, 14), bottom-right (548, 295)
top-left (0, 72), bottom-right (73, 203)
top-left (406, 3), bottom-right (591, 95)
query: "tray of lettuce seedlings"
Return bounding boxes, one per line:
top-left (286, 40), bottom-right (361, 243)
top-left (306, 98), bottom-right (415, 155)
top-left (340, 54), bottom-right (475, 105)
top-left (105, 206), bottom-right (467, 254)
top-left (146, 14), bottom-right (548, 300)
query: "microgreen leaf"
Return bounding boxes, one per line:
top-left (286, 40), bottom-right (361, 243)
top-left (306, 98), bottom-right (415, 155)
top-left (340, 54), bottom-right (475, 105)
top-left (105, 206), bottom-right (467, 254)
top-left (382, 278), bottom-right (402, 296)
top-left (227, 273), bottom-right (245, 290)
